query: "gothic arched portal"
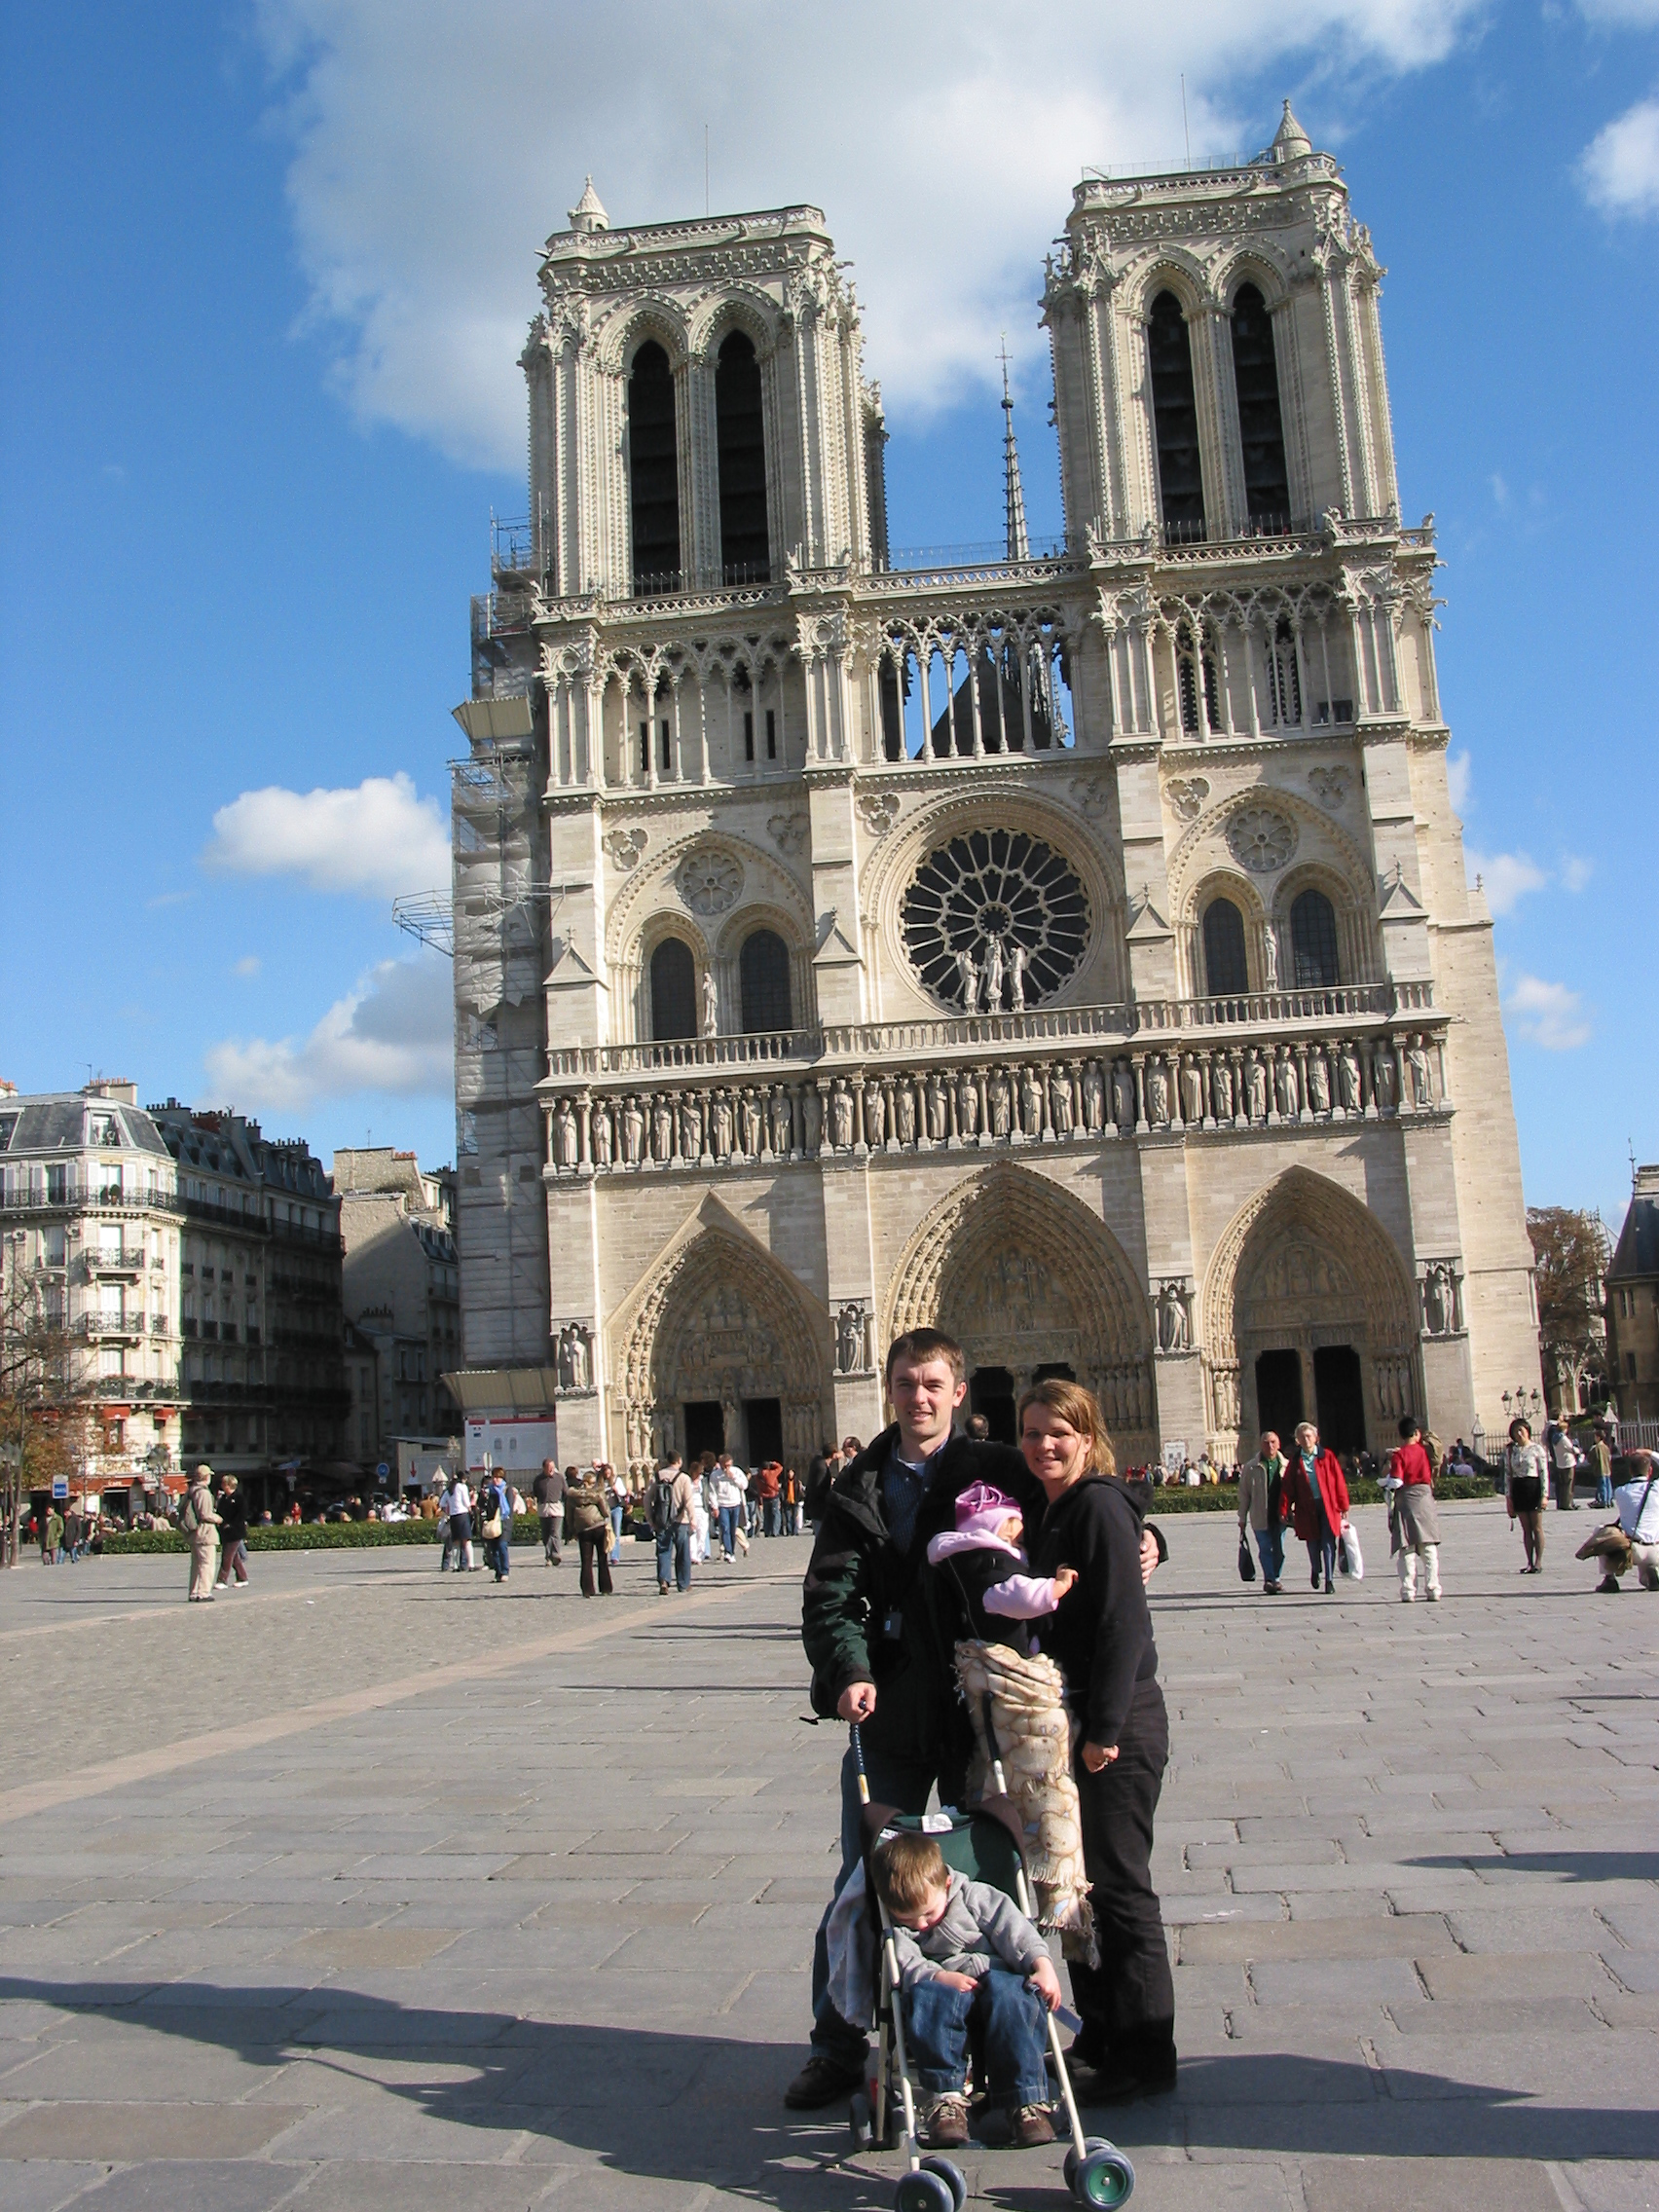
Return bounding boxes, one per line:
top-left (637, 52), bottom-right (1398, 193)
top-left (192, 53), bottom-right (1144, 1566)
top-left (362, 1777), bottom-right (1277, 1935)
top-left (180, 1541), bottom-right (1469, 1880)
top-left (610, 1203), bottom-right (829, 1483)
top-left (1201, 1167), bottom-right (1419, 1458)
top-left (885, 1164), bottom-right (1156, 1453)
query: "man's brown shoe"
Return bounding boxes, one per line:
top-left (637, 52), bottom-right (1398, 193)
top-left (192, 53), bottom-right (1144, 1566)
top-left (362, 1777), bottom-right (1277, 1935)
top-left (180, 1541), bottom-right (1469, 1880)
top-left (1010, 2102), bottom-right (1056, 2147)
top-left (783, 2053), bottom-right (865, 2110)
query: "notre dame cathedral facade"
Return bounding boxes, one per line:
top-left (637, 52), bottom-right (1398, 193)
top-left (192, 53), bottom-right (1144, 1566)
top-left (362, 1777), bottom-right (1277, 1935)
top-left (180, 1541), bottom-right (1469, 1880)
top-left (450, 106), bottom-right (1538, 1481)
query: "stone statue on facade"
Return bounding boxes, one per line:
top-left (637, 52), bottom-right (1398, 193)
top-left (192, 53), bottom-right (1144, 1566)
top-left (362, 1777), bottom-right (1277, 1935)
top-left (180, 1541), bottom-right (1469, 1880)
top-left (771, 1088), bottom-right (793, 1156)
top-left (1019, 1065), bottom-right (1044, 1136)
top-left (957, 1071), bottom-right (979, 1138)
top-left (981, 935), bottom-right (1005, 1012)
top-left (1338, 1045), bottom-right (1362, 1113)
top-left (1212, 1056), bottom-right (1235, 1122)
top-left (1246, 1054), bottom-right (1268, 1122)
top-left (802, 1085), bottom-right (824, 1156)
top-left (652, 1096), bottom-right (675, 1161)
top-left (712, 1090), bottom-right (733, 1159)
top-left (830, 1083), bottom-right (854, 1150)
top-left (835, 1302), bottom-right (866, 1375)
top-left (1275, 1051), bottom-right (1300, 1121)
top-left (552, 1099), bottom-right (578, 1169)
top-left (1146, 1060), bottom-right (1169, 1127)
top-left (1081, 1059), bottom-right (1104, 1131)
top-left (742, 1090), bottom-right (763, 1156)
top-left (1051, 1065), bottom-right (1075, 1136)
top-left (557, 1323), bottom-right (590, 1392)
top-left (701, 968), bottom-right (719, 1037)
top-left (1158, 1282), bottom-right (1190, 1352)
top-left (1408, 1041), bottom-right (1432, 1108)
top-left (927, 1073), bottom-right (950, 1141)
top-left (1181, 1056), bottom-right (1203, 1125)
top-left (1308, 1051), bottom-right (1331, 1115)
top-left (1423, 1267), bottom-right (1448, 1336)
top-left (1009, 943), bottom-right (1028, 1012)
top-left (954, 944), bottom-right (978, 1011)
top-left (1113, 1060), bottom-right (1135, 1130)
top-left (987, 1070), bottom-right (1012, 1137)
top-left (622, 1096), bottom-right (645, 1165)
top-left (894, 1081), bottom-right (916, 1147)
top-left (1263, 926), bottom-right (1279, 991)
top-left (1373, 1050), bottom-right (1396, 1110)
top-left (864, 1082), bottom-right (886, 1149)
top-left (681, 1094), bottom-right (704, 1160)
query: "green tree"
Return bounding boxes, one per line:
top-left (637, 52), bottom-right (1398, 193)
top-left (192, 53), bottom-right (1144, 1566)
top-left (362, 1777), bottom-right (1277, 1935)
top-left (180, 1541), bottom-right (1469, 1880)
top-left (1526, 1205), bottom-right (1610, 1418)
top-left (0, 1254), bottom-right (97, 1567)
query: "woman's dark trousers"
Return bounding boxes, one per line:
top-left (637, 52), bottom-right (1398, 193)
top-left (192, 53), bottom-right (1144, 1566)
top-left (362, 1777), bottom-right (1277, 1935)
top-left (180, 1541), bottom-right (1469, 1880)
top-left (1070, 1678), bottom-right (1176, 2083)
top-left (577, 1528), bottom-right (613, 1595)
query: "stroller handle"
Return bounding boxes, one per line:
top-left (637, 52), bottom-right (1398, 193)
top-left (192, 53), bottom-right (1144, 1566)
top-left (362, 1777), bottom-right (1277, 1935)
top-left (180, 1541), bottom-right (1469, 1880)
top-left (849, 1719), bottom-right (870, 1806)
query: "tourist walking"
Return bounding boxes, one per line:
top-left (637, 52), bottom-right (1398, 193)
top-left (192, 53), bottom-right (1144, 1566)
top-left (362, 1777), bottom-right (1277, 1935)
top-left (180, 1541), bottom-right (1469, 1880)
top-left (447, 1473), bottom-right (476, 1572)
top-left (1387, 1417), bottom-right (1442, 1601)
top-left (1591, 1426), bottom-right (1616, 1510)
top-left (1236, 1430), bottom-right (1286, 1594)
top-left (786, 1325), bottom-right (1166, 2111)
top-left (782, 1463), bottom-right (804, 1534)
top-left (756, 1459), bottom-right (783, 1536)
top-left (564, 1464), bottom-right (614, 1597)
top-left (214, 1474), bottom-right (250, 1589)
top-left (1504, 1418), bottom-right (1549, 1573)
top-left (533, 1460), bottom-right (565, 1564)
top-left (1282, 1421), bottom-right (1348, 1593)
top-left (1023, 1378), bottom-right (1177, 2103)
top-left (1548, 1420), bottom-right (1581, 1511)
top-left (480, 1470), bottom-right (511, 1581)
top-left (649, 1453), bottom-right (694, 1595)
top-left (41, 1506), bottom-right (62, 1566)
top-left (604, 1462), bottom-right (627, 1563)
top-left (183, 1464), bottom-right (222, 1602)
top-left (713, 1457), bottom-right (745, 1562)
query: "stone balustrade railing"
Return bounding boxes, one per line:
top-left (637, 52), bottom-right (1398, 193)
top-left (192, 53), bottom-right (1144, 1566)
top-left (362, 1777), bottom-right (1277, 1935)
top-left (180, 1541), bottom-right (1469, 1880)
top-left (544, 1024), bottom-right (1450, 1176)
top-left (546, 983), bottom-right (1432, 1084)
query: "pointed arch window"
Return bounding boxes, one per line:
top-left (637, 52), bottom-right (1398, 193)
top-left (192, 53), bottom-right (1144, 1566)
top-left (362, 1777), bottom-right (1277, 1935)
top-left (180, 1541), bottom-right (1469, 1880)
top-left (715, 331), bottom-right (770, 584)
top-left (649, 938), bottom-right (697, 1040)
top-left (1148, 291), bottom-right (1205, 535)
top-left (1230, 283), bottom-right (1291, 530)
top-left (1176, 619), bottom-right (1221, 734)
top-left (738, 928), bottom-right (792, 1033)
top-left (1268, 616), bottom-right (1301, 727)
top-left (1202, 898), bottom-right (1249, 997)
top-left (628, 341), bottom-right (682, 593)
top-left (1289, 889), bottom-right (1340, 988)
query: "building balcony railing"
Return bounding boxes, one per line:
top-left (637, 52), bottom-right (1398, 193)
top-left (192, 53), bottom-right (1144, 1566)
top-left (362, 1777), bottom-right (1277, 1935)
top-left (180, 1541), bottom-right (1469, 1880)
top-left (181, 1194), bottom-right (272, 1235)
top-left (84, 1248), bottom-right (147, 1276)
top-left (75, 1311), bottom-right (143, 1340)
top-left (545, 985), bottom-right (1435, 1088)
top-left (0, 1182), bottom-right (184, 1219)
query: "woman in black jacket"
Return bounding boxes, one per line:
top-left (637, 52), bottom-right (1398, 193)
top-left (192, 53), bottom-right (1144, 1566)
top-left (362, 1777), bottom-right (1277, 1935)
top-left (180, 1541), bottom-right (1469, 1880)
top-left (1022, 1377), bottom-right (1176, 2104)
top-left (214, 1474), bottom-right (251, 1589)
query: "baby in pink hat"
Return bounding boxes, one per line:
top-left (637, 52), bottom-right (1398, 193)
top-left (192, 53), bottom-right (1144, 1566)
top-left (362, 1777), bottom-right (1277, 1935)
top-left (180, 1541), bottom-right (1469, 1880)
top-left (926, 1482), bottom-right (1077, 1655)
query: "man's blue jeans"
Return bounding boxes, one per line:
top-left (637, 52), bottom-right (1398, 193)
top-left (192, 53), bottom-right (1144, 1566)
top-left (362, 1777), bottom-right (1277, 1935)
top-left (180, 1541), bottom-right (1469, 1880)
top-left (609, 1503), bottom-right (624, 1562)
top-left (1597, 1469), bottom-right (1614, 1508)
top-left (904, 1968), bottom-right (1050, 2107)
top-left (1252, 1524), bottom-right (1284, 1584)
top-left (1308, 1533), bottom-right (1338, 1586)
top-left (656, 1525), bottom-right (691, 1591)
top-left (763, 1497), bottom-right (782, 1537)
top-left (809, 1741), bottom-right (935, 2068)
top-left (718, 1503), bottom-right (739, 1558)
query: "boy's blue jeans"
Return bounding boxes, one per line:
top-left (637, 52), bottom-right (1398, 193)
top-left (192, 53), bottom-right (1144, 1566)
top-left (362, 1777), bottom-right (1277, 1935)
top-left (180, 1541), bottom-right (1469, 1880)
top-left (904, 1968), bottom-right (1049, 2107)
top-left (655, 1525), bottom-right (691, 1590)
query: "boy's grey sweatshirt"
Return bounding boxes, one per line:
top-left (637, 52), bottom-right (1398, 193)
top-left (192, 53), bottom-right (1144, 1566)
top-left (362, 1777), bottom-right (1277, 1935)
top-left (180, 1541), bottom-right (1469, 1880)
top-left (888, 1869), bottom-right (1048, 1991)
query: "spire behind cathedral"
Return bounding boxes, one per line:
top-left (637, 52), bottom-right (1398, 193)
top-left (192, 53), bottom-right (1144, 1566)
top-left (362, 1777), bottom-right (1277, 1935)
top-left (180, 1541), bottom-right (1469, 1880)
top-left (1000, 341), bottom-right (1029, 564)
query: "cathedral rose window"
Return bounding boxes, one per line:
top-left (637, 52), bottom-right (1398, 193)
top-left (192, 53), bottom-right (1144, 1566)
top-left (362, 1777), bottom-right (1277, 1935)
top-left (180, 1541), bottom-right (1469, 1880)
top-left (902, 830), bottom-right (1088, 1012)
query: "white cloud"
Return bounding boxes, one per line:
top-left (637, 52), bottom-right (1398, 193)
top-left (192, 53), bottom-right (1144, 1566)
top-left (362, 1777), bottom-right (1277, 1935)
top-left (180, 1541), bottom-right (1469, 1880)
top-left (1504, 972), bottom-right (1592, 1051)
top-left (1580, 93), bottom-right (1659, 217)
top-left (1576, 1), bottom-right (1659, 23)
top-left (253, 0), bottom-right (1487, 465)
top-left (233, 955), bottom-right (263, 978)
top-left (1465, 847), bottom-right (1547, 915)
top-left (203, 772), bottom-right (450, 902)
top-left (1559, 853), bottom-right (1595, 893)
top-left (204, 957), bottom-right (453, 1114)
top-left (1446, 749), bottom-right (1472, 815)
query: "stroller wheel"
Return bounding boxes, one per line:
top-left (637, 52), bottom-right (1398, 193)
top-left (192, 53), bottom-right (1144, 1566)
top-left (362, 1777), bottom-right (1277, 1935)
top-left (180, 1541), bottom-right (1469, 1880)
top-left (1064, 2136), bottom-right (1112, 2192)
top-left (848, 2090), bottom-right (872, 2151)
top-left (919, 2155), bottom-right (969, 2211)
top-left (895, 2171), bottom-right (956, 2212)
top-left (1075, 2144), bottom-right (1135, 2207)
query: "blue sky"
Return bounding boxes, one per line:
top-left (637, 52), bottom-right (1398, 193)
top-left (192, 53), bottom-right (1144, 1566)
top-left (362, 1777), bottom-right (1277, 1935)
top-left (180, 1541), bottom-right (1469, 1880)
top-left (2, 2), bottom-right (1655, 1225)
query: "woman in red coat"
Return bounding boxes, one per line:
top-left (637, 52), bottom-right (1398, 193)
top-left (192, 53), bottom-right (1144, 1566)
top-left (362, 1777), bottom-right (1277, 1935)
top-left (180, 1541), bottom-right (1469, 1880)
top-left (1280, 1420), bottom-right (1349, 1593)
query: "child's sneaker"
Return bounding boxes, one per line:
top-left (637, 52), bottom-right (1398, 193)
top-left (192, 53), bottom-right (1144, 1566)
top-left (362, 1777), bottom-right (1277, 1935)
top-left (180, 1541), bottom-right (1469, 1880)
top-left (918, 2093), bottom-right (970, 2148)
top-left (1010, 2103), bottom-right (1056, 2147)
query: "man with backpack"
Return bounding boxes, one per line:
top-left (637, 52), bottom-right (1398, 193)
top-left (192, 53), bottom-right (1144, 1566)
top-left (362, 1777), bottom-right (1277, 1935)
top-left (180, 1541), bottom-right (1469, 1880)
top-left (648, 1453), bottom-right (693, 1595)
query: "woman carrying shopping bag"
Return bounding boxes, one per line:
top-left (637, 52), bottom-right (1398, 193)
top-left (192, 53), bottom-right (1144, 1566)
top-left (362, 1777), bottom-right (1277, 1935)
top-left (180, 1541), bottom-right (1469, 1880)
top-left (1281, 1421), bottom-right (1349, 1594)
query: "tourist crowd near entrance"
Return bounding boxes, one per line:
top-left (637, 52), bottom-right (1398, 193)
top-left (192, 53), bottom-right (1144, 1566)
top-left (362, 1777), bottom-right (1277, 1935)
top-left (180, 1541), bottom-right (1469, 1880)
top-left (445, 108), bottom-right (1539, 1485)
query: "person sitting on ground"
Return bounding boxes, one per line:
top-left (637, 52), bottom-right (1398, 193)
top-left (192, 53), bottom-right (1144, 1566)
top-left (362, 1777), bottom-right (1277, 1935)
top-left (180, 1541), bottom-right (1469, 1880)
top-left (871, 1827), bottom-right (1062, 2152)
top-left (1576, 1449), bottom-right (1659, 1593)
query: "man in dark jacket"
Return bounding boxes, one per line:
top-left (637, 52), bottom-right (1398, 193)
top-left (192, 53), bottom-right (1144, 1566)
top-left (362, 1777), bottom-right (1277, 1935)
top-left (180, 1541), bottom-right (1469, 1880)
top-left (786, 1328), bottom-right (1038, 2108)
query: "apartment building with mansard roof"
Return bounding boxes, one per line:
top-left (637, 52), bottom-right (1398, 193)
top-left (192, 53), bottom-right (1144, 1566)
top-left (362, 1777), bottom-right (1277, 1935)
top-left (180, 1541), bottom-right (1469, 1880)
top-left (451, 107), bottom-right (1538, 1480)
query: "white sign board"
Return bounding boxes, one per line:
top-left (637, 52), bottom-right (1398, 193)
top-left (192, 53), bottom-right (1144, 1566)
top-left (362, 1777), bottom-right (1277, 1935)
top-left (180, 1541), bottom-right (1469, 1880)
top-left (464, 1415), bottom-right (557, 1476)
top-left (51, 1475), bottom-right (69, 1501)
top-left (1161, 1440), bottom-right (1187, 1473)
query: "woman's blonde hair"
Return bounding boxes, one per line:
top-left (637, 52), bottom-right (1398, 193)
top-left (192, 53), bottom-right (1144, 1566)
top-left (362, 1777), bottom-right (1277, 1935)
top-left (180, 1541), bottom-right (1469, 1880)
top-left (1014, 1378), bottom-right (1116, 1479)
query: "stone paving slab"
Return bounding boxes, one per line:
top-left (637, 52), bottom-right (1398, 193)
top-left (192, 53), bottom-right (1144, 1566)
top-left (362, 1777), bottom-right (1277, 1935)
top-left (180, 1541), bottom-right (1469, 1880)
top-left (0, 1504), bottom-right (1652, 2210)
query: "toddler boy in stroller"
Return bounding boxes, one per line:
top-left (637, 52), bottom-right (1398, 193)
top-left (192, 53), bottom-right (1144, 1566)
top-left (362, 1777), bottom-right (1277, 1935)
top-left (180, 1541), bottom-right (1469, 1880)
top-left (871, 1825), bottom-right (1060, 2151)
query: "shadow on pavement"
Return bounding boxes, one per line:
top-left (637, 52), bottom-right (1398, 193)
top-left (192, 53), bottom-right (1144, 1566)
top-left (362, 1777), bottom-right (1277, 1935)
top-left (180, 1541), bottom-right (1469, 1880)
top-left (1, 1977), bottom-right (1656, 2203)
top-left (1409, 1851), bottom-right (1659, 1883)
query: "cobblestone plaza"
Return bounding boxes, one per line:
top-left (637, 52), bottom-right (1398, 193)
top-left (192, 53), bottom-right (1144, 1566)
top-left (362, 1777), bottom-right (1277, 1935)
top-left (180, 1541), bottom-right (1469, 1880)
top-left (0, 1503), bottom-right (1652, 2210)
